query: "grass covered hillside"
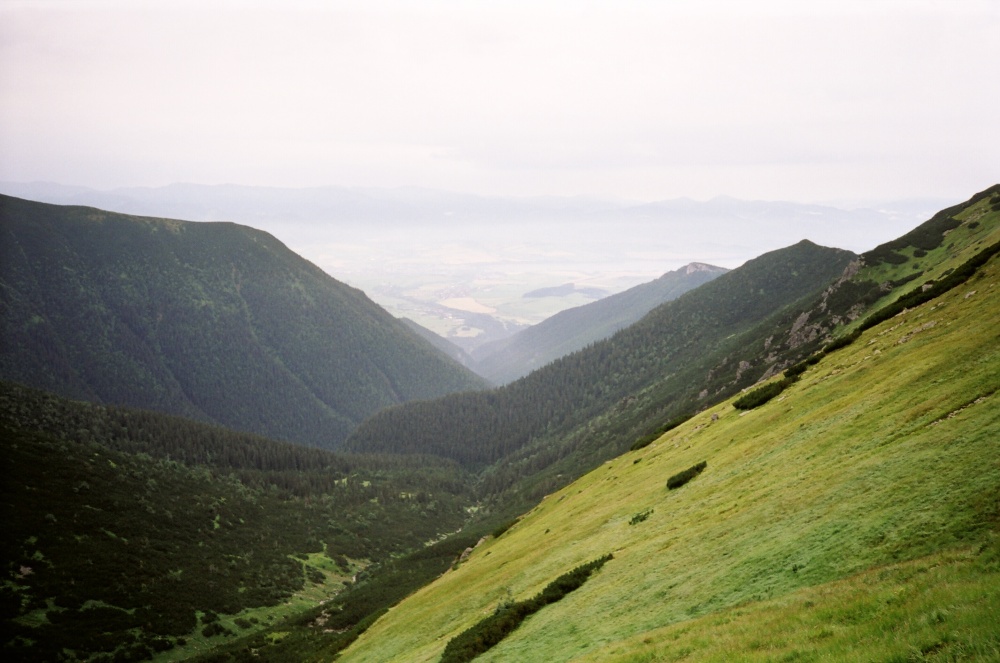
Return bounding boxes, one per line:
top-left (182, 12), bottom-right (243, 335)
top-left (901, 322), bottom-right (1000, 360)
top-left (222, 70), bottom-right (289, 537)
top-left (471, 263), bottom-right (728, 385)
top-left (0, 195), bottom-right (486, 448)
top-left (341, 230), bottom-right (1000, 660)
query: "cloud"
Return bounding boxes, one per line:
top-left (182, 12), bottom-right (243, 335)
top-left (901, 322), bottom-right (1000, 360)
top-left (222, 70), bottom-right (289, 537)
top-left (1, 0), bottom-right (997, 201)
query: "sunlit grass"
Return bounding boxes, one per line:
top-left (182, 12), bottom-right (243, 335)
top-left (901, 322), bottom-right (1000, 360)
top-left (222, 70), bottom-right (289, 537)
top-left (578, 545), bottom-right (1000, 662)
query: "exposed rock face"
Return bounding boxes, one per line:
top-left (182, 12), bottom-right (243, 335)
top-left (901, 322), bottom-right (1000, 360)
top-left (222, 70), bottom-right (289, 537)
top-left (735, 360), bottom-right (752, 381)
top-left (787, 311), bottom-right (818, 349)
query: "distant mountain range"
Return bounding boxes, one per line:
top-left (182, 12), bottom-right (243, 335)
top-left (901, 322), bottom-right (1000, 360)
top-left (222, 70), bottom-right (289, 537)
top-left (0, 181), bottom-right (950, 237)
top-left (0, 195), bottom-right (487, 448)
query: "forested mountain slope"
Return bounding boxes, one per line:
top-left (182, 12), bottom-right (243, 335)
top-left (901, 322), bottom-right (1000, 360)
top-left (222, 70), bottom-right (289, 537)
top-left (341, 197), bottom-right (1000, 663)
top-left (0, 195), bottom-right (486, 448)
top-left (344, 241), bottom-right (854, 471)
top-left (0, 380), bottom-right (479, 662)
top-left (400, 317), bottom-right (477, 371)
top-left (471, 262), bottom-right (728, 384)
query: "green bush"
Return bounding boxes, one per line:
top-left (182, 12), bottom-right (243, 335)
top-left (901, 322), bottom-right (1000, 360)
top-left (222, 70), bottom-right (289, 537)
top-left (629, 509), bottom-right (653, 525)
top-left (666, 461), bottom-right (707, 490)
top-left (630, 412), bottom-right (695, 451)
top-left (733, 376), bottom-right (798, 411)
top-left (440, 554), bottom-right (613, 663)
top-left (201, 622), bottom-right (233, 638)
top-left (822, 329), bottom-right (861, 354)
top-left (784, 354), bottom-right (823, 380)
top-left (783, 355), bottom-right (818, 379)
top-left (492, 518), bottom-right (519, 539)
top-left (890, 272), bottom-right (922, 288)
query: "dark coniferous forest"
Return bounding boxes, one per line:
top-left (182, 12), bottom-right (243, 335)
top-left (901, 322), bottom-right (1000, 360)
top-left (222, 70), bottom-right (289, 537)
top-left (0, 194), bottom-right (487, 449)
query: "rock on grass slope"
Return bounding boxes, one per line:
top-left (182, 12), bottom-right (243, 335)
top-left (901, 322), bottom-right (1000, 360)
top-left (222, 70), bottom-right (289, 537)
top-left (340, 203), bottom-right (1000, 661)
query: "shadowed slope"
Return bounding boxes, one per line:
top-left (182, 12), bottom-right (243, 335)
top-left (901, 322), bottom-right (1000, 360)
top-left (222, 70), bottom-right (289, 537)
top-left (0, 195), bottom-right (486, 448)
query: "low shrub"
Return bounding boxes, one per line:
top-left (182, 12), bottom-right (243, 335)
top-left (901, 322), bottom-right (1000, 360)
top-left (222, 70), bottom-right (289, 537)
top-left (201, 622), bottom-right (233, 638)
top-left (630, 435), bottom-right (657, 452)
top-left (440, 554), bottom-right (613, 663)
top-left (666, 461), bottom-right (707, 490)
top-left (733, 376), bottom-right (798, 411)
top-left (783, 354), bottom-right (820, 379)
top-left (629, 509), bottom-right (653, 525)
top-left (630, 412), bottom-right (695, 451)
top-left (890, 272), bottom-right (922, 288)
top-left (822, 329), bottom-right (862, 354)
top-left (491, 518), bottom-right (519, 539)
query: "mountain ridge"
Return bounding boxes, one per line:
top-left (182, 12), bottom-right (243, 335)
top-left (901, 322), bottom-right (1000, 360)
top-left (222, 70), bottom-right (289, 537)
top-left (0, 194), bottom-right (487, 448)
top-left (471, 262), bottom-right (728, 384)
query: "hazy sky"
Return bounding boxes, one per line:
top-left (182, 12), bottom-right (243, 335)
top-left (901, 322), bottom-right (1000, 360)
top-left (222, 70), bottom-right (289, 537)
top-left (1, 0), bottom-right (997, 203)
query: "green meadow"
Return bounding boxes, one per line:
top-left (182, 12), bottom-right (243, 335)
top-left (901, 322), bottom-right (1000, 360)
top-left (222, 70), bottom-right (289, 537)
top-left (341, 239), bottom-right (1000, 661)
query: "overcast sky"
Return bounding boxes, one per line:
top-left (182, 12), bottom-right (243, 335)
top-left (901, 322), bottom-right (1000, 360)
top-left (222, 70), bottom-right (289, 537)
top-left (1, 0), bottom-right (997, 203)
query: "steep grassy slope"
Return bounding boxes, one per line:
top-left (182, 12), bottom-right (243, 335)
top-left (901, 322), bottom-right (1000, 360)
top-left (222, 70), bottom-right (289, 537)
top-left (471, 263), bottom-right (727, 385)
top-left (341, 240), bottom-right (1000, 661)
top-left (0, 195), bottom-right (486, 448)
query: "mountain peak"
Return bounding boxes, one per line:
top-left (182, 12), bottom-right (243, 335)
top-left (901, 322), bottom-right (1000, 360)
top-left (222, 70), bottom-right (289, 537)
top-left (683, 262), bottom-right (725, 274)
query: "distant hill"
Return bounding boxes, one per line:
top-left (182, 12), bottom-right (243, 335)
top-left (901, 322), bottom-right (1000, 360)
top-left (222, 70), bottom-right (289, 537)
top-left (472, 263), bottom-right (728, 384)
top-left (0, 195), bottom-right (487, 448)
top-left (522, 283), bottom-right (609, 299)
